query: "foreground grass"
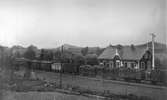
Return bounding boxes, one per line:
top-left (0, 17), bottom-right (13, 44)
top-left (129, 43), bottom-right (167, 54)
top-left (3, 91), bottom-right (103, 100)
top-left (7, 78), bottom-right (152, 100)
top-left (0, 70), bottom-right (153, 100)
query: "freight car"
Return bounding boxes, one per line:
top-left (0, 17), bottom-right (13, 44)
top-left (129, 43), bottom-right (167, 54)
top-left (30, 62), bottom-right (80, 74)
top-left (14, 58), bottom-right (80, 74)
top-left (61, 63), bottom-right (79, 74)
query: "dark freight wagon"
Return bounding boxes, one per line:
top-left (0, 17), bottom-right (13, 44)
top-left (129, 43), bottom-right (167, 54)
top-left (61, 63), bottom-right (79, 74)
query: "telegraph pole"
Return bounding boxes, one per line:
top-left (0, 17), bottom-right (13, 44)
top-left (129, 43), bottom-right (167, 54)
top-left (59, 45), bottom-right (63, 88)
top-left (150, 33), bottom-right (156, 70)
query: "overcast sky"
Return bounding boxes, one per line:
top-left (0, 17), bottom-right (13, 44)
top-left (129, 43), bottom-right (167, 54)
top-left (0, 0), bottom-right (166, 48)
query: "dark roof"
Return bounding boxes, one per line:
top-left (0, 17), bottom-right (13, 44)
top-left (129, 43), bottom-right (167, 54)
top-left (120, 46), bottom-right (146, 60)
top-left (98, 47), bottom-right (117, 60)
top-left (98, 46), bottom-right (147, 60)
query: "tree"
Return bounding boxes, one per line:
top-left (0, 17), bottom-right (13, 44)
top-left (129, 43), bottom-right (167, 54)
top-left (85, 54), bottom-right (98, 65)
top-left (40, 49), bottom-right (45, 60)
top-left (54, 50), bottom-right (61, 59)
top-left (116, 44), bottom-right (123, 50)
top-left (0, 46), bottom-right (5, 66)
top-left (131, 44), bottom-right (135, 50)
top-left (23, 46), bottom-right (36, 60)
top-left (0, 46), bottom-right (12, 69)
top-left (96, 48), bottom-right (104, 56)
top-left (72, 55), bottom-right (85, 65)
top-left (81, 47), bottom-right (88, 56)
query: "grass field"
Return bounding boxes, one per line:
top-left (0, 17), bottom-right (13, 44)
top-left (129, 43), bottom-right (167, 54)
top-left (2, 91), bottom-right (106, 100)
top-left (1, 70), bottom-right (165, 100)
top-left (34, 71), bottom-right (166, 100)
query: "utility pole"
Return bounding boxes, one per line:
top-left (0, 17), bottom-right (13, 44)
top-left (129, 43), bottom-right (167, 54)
top-left (150, 33), bottom-right (156, 70)
top-left (59, 45), bottom-right (63, 88)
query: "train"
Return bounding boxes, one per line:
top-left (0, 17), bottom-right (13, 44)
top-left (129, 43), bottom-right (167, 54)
top-left (14, 58), bottom-right (80, 74)
top-left (14, 58), bottom-right (167, 85)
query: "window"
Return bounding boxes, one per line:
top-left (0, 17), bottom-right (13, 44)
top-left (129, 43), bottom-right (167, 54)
top-left (141, 62), bottom-right (145, 70)
top-left (131, 63), bottom-right (135, 68)
top-left (134, 63), bottom-right (139, 69)
top-left (107, 63), bottom-right (110, 67)
top-left (103, 61), bottom-right (106, 66)
top-left (127, 62), bottom-right (131, 68)
top-left (109, 61), bottom-right (113, 68)
top-left (124, 62), bottom-right (127, 68)
top-left (116, 60), bottom-right (120, 68)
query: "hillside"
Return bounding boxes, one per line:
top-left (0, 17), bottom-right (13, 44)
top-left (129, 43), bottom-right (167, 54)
top-left (56, 44), bottom-right (104, 56)
top-left (0, 41), bottom-right (166, 58)
top-left (137, 41), bottom-right (167, 53)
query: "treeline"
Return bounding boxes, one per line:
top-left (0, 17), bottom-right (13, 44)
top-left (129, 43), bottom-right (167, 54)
top-left (1, 42), bottom-right (166, 70)
top-left (0, 45), bottom-right (104, 70)
top-left (0, 46), bottom-right (14, 70)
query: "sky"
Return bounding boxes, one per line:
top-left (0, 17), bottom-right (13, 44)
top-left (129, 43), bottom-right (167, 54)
top-left (0, 0), bottom-right (166, 48)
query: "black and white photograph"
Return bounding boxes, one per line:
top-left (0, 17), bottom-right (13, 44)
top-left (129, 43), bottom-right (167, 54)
top-left (0, 0), bottom-right (166, 100)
